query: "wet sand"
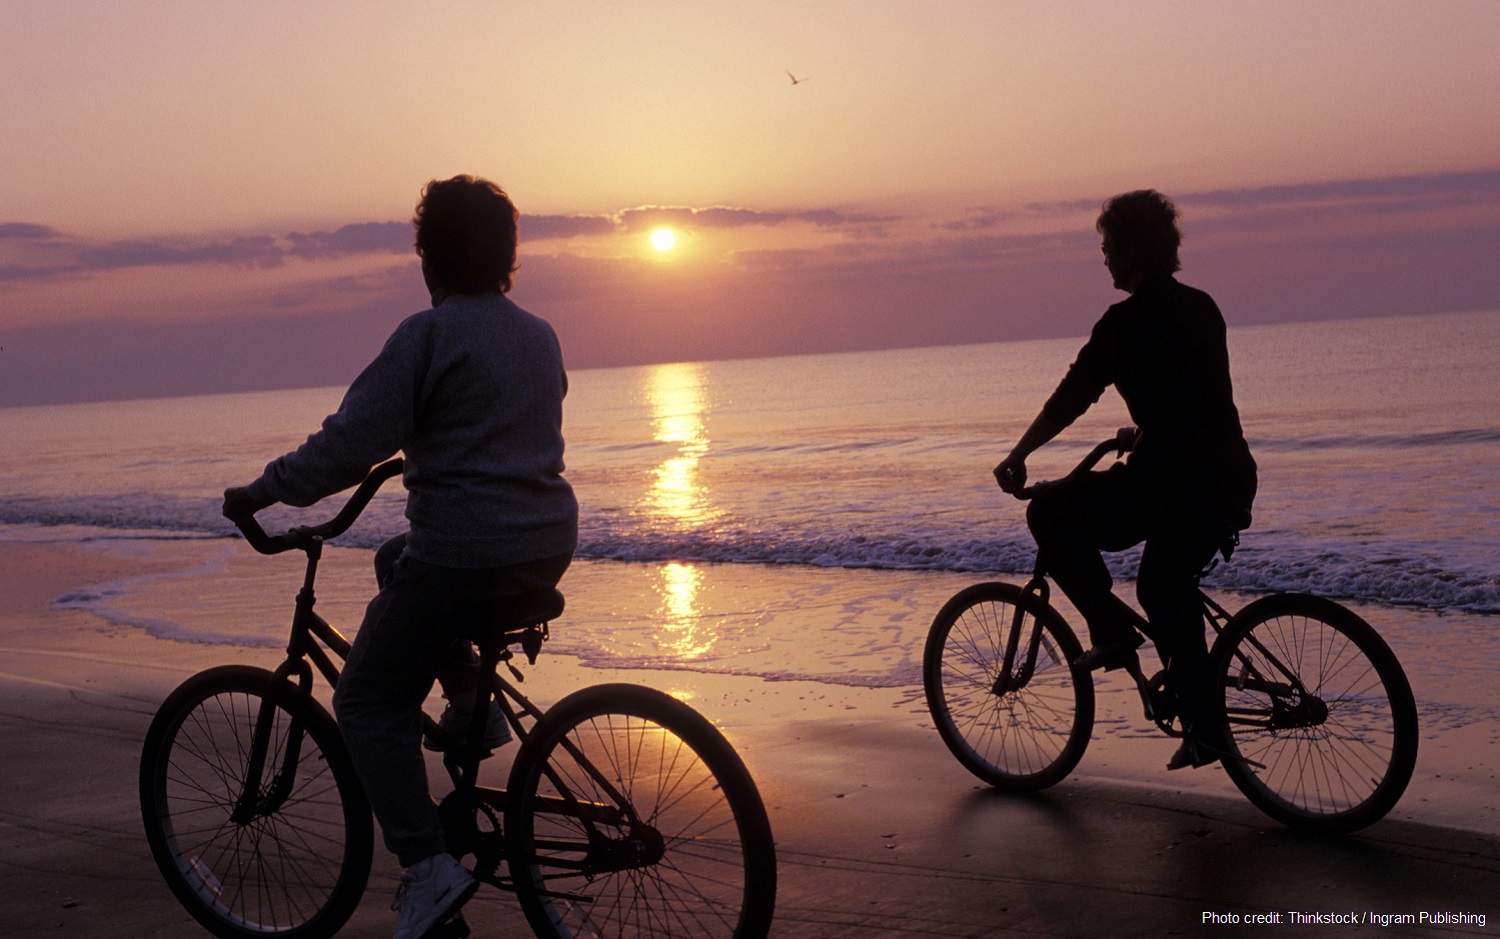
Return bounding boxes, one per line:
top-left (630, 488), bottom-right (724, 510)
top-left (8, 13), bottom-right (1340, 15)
top-left (1, 541), bottom-right (1495, 937)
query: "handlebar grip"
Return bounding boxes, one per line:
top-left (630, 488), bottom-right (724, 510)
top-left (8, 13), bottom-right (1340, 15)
top-left (231, 514), bottom-right (301, 555)
top-left (1010, 435), bottom-right (1134, 501)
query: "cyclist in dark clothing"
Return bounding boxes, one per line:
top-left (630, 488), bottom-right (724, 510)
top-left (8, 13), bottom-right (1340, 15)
top-left (994, 189), bottom-right (1256, 770)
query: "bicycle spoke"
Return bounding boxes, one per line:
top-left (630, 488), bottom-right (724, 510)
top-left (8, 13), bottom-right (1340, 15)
top-left (924, 584), bottom-right (1091, 791)
top-left (142, 669), bottom-right (371, 937)
top-left (1215, 598), bottom-right (1416, 832)
top-left (511, 684), bottom-right (773, 939)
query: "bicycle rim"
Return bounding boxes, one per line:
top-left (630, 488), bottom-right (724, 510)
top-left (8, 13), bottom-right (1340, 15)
top-left (507, 683), bottom-right (776, 939)
top-left (1214, 595), bottom-right (1418, 833)
top-left (139, 666), bottom-right (372, 939)
top-left (923, 582), bottom-right (1093, 791)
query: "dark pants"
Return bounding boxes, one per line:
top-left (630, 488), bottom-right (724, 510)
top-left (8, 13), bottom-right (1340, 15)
top-left (1026, 465), bottom-right (1222, 729)
top-left (331, 535), bottom-right (571, 866)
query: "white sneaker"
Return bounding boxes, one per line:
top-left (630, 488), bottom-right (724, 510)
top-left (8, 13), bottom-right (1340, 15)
top-left (424, 700), bottom-right (512, 752)
top-left (391, 853), bottom-right (477, 939)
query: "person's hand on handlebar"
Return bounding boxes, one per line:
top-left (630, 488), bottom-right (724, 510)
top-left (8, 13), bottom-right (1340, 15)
top-left (222, 486), bottom-right (274, 522)
top-left (993, 454), bottom-right (1027, 494)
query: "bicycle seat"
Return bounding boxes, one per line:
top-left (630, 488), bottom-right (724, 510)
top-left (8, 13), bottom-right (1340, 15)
top-left (1217, 520), bottom-right (1249, 564)
top-left (466, 589), bottom-right (565, 665)
top-left (487, 588), bottom-right (566, 634)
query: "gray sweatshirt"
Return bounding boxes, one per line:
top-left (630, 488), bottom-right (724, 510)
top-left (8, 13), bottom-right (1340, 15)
top-left (248, 293), bottom-right (578, 569)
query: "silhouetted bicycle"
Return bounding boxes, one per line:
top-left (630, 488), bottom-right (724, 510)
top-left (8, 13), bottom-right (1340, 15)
top-left (923, 435), bottom-right (1418, 834)
top-left (140, 459), bottom-right (776, 938)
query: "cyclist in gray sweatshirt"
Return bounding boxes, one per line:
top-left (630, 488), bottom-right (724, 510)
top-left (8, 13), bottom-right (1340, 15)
top-left (224, 175), bottom-right (576, 939)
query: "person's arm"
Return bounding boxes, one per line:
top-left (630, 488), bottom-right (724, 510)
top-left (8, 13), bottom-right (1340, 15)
top-left (228, 318), bottom-right (422, 514)
top-left (993, 410), bottom-right (1066, 493)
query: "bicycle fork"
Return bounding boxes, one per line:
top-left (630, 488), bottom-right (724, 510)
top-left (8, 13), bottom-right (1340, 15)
top-left (230, 659), bottom-right (316, 825)
top-left (991, 578), bottom-right (1051, 696)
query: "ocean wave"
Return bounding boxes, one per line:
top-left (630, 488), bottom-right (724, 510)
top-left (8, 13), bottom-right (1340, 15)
top-left (577, 528), bottom-right (1499, 614)
top-left (1254, 426), bottom-right (1500, 453)
top-left (5, 499), bottom-right (1496, 615)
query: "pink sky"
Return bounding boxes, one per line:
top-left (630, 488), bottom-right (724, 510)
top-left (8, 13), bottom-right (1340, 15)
top-left (3, 2), bottom-right (1499, 406)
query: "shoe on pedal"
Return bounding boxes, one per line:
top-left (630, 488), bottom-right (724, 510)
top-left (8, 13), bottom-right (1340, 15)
top-left (423, 700), bottom-right (512, 753)
top-left (1166, 735), bottom-right (1222, 771)
top-left (1074, 633), bottom-right (1145, 672)
top-left (391, 853), bottom-right (477, 939)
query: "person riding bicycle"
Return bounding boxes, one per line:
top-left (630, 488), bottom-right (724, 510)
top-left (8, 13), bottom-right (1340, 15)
top-left (223, 175), bottom-right (578, 939)
top-left (993, 189), bottom-right (1256, 771)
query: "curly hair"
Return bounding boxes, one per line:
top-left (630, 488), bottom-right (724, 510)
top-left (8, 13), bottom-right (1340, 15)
top-left (1096, 189), bottom-right (1182, 280)
top-left (413, 175), bottom-right (520, 294)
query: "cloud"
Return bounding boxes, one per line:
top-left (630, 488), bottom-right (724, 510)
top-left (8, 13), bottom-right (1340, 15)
top-left (0, 222), bottom-right (62, 240)
top-left (947, 170), bottom-right (1500, 234)
top-left (1, 222), bottom-right (408, 283)
top-left (0, 200), bottom-right (900, 285)
top-left (286, 221), bottom-right (410, 258)
top-left (77, 235), bottom-right (285, 270)
top-left (522, 214), bottom-right (616, 240)
top-left (616, 205), bottom-right (894, 233)
top-left (8, 174), bottom-right (1498, 407)
top-left (1181, 169), bottom-right (1500, 213)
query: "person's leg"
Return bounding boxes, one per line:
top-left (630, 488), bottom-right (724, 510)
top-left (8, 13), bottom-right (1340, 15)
top-left (335, 550), bottom-right (571, 937)
top-left (1137, 525), bottom-right (1221, 763)
top-left (339, 550), bottom-right (576, 859)
top-left (378, 534), bottom-right (490, 742)
top-left (333, 555), bottom-right (457, 867)
top-left (1026, 466), bottom-right (1146, 648)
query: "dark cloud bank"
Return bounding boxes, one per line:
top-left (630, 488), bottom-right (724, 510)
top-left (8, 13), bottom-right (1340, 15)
top-left (3, 169), bottom-right (1497, 406)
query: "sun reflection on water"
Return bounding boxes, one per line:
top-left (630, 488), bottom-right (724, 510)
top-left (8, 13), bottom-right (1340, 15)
top-left (640, 363), bottom-right (721, 661)
top-left (643, 362), bottom-right (720, 526)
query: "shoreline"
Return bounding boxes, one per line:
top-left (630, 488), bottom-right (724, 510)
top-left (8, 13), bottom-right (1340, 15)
top-left (2, 538), bottom-right (1496, 936)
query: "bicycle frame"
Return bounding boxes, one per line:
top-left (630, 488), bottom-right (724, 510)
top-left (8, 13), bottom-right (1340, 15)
top-left (226, 468), bottom-right (645, 899)
top-left (1000, 434), bottom-right (1317, 739)
top-left (998, 560), bottom-right (1321, 744)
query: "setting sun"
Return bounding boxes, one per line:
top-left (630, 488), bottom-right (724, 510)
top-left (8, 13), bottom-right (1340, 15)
top-left (651, 228), bottom-right (676, 252)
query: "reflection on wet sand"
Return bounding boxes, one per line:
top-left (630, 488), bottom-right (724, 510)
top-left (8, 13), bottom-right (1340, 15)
top-left (657, 561), bottom-right (712, 659)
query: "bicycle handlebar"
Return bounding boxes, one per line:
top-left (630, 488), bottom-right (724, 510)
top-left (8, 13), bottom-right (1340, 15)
top-left (1013, 428), bottom-right (1136, 500)
top-left (229, 458), bottom-right (405, 555)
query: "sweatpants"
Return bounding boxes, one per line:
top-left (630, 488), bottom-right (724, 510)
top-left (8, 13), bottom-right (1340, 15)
top-left (332, 535), bottom-right (570, 867)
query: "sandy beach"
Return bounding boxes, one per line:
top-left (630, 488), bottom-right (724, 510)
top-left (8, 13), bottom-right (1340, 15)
top-left (2, 539), bottom-right (1496, 938)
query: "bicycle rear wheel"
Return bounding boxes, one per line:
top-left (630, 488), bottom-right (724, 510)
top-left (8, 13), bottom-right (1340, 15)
top-left (923, 582), bottom-right (1093, 791)
top-left (507, 683), bottom-right (776, 939)
top-left (1211, 594), bottom-right (1418, 833)
top-left (139, 665), bottom-right (373, 939)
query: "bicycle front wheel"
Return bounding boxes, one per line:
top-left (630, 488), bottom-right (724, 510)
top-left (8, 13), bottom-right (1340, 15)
top-left (1212, 594), bottom-right (1418, 834)
top-left (923, 582), bottom-right (1093, 791)
top-left (139, 666), bottom-right (373, 939)
top-left (507, 683), bottom-right (776, 939)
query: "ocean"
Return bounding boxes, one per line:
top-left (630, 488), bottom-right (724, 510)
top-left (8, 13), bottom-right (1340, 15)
top-left (2, 309), bottom-right (1498, 714)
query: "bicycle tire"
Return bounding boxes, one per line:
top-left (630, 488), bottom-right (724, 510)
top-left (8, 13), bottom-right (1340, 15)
top-left (923, 582), bottom-right (1094, 791)
top-left (140, 665), bottom-right (373, 939)
top-left (1210, 594), bottom-right (1418, 834)
top-left (506, 683), bottom-right (777, 939)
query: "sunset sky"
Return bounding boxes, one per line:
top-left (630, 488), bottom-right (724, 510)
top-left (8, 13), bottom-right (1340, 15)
top-left (4, 1), bottom-right (1499, 406)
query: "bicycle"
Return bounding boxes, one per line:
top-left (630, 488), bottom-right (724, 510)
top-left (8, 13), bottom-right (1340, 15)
top-left (923, 435), bottom-right (1418, 834)
top-left (139, 459), bottom-right (777, 939)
